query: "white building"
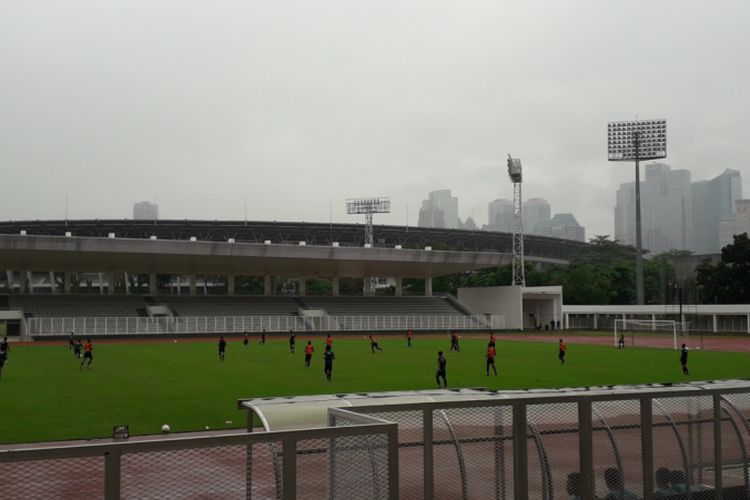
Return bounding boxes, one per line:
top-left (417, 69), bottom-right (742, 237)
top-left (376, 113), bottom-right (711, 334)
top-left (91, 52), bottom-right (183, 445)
top-left (485, 198), bottom-right (514, 232)
top-left (133, 201), bottom-right (159, 220)
top-left (692, 169), bottom-right (742, 254)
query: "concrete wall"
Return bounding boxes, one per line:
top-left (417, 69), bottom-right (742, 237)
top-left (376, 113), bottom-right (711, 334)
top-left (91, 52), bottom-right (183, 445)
top-left (458, 286), bottom-right (523, 330)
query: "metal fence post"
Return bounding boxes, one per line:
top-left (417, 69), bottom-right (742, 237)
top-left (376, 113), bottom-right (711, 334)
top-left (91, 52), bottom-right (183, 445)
top-left (578, 398), bottom-right (594, 500)
top-left (104, 449), bottom-right (121, 500)
top-left (640, 397), bottom-right (654, 500)
top-left (282, 437), bottom-right (297, 500)
top-left (388, 423), bottom-right (400, 500)
top-left (423, 407), bottom-right (434, 499)
top-left (512, 401), bottom-right (528, 500)
top-left (713, 394), bottom-right (722, 498)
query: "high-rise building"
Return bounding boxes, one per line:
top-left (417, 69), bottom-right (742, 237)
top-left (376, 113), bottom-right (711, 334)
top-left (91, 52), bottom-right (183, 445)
top-left (485, 199), bottom-right (514, 232)
top-left (523, 198), bottom-right (551, 234)
top-left (417, 190), bottom-right (459, 229)
top-left (615, 165), bottom-right (741, 255)
top-left (692, 169), bottom-right (742, 254)
top-left (133, 201), bottom-right (159, 220)
top-left (533, 213), bottom-right (586, 242)
top-left (719, 199), bottom-right (750, 249)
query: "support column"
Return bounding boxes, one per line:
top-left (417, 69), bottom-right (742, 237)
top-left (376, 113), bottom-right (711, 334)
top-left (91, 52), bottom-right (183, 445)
top-left (227, 275), bottom-right (235, 296)
top-left (593, 314), bottom-right (598, 330)
top-left (49, 272), bottom-right (56, 294)
top-left (363, 277), bottom-right (372, 296)
top-left (175, 275), bottom-right (180, 295)
top-left (6, 272), bottom-right (13, 293)
top-left (27, 271), bottom-right (34, 295)
top-left (394, 277), bottom-right (403, 297)
top-left (712, 314), bottom-right (718, 333)
top-left (63, 272), bottom-right (72, 294)
top-left (264, 275), bottom-right (272, 296)
top-left (189, 274), bottom-right (197, 295)
top-left (107, 272), bottom-right (116, 295)
top-left (98, 272), bottom-right (104, 295)
top-left (425, 277), bottom-right (433, 297)
top-left (18, 271), bottom-right (27, 294)
top-left (149, 273), bottom-right (157, 295)
top-left (298, 278), bottom-right (306, 296)
top-left (331, 276), bottom-right (340, 296)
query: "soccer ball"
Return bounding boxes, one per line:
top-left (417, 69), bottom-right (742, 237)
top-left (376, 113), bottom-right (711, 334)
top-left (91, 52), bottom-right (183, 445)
top-left (161, 424), bottom-right (171, 433)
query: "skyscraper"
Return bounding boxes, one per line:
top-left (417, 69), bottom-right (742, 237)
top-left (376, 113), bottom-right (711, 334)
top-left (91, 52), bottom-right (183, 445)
top-left (692, 169), bottom-right (742, 254)
top-left (523, 198), bottom-right (551, 234)
top-left (418, 190), bottom-right (459, 229)
top-left (133, 201), bottom-right (159, 220)
top-left (615, 165), bottom-right (741, 255)
top-left (485, 199), bottom-right (514, 232)
top-left (719, 199), bottom-right (750, 249)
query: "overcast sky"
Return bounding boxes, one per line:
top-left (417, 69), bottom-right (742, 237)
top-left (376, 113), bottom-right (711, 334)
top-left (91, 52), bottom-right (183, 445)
top-left (1, 1), bottom-right (748, 238)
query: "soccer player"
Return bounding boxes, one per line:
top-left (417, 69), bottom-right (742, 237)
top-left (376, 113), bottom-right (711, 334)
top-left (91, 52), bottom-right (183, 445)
top-left (486, 343), bottom-right (497, 376)
top-left (304, 341), bottom-right (314, 367)
top-left (289, 331), bottom-right (296, 353)
top-left (406, 329), bottom-right (413, 348)
top-left (80, 338), bottom-right (93, 369)
top-left (0, 336), bottom-right (9, 357)
top-left (558, 339), bottom-right (567, 364)
top-left (243, 332), bottom-right (249, 349)
top-left (68, 331), bottom-right (76, 352)
top-left (0, 347), bottom-right (6, 381)
top-left (680, 344), bottom-right (689, 375)
top-left (489, 332), bottom-right (496, 347)
top-left (369, 335), bottom-right (383, 353)
top-left (603, 468), bottom-right (638, 500)
top-left (218, 336), bottom-right (227, 361)
top-left (260, 329), bottom-right (267, 345)
top-left (618, 333), bottom-right (625, 350)
top-left (449, 331), bottom-right (460, 352)
top-left (326, 334), bottom-right (333, 349)
top-left (323, 344), bottom-right (335, 381)
top-left (436, 351), bottom-right (447, 387)
top-left (73, 339), bottom-right (82, 359)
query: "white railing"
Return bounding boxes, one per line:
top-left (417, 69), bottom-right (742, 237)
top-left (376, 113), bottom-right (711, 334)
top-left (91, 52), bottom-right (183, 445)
top-left (27, 314), bottom-right (505, 337)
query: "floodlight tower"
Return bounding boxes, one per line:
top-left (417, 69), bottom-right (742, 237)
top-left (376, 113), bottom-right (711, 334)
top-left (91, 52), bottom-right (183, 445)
top-left (608, 119), bottom-right (667, 305)
top-left (346, 197), bottom-right (391, 295)
top-left (346, 197), bottom-right (392, 247)
top-left (507, 154), bottom-right (525, 286)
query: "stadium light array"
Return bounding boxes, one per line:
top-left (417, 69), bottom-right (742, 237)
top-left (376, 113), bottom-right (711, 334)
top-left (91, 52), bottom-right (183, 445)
top-left (608, 118), bottom-right (668, 305)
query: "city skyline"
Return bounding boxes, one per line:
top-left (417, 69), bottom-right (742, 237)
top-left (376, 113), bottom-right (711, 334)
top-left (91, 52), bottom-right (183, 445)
top-left (1, 1), bottom-right (748, 238)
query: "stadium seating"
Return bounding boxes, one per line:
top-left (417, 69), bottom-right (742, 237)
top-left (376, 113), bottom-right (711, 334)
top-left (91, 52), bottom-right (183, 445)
top-left (7, 295), bottom-right (146, 317)
top-left (157, 296), bottom-right (300, 317)
top-left (301, 296), bottom-right (464, 316)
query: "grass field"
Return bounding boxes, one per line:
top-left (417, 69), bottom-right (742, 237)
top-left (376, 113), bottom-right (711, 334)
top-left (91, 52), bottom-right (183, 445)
top-left (1, 335), bottom-right (749, 444)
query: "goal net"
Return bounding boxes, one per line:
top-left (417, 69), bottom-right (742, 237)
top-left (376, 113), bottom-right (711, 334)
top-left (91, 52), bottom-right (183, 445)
top-left (613, 319), bottom-right (692, 350)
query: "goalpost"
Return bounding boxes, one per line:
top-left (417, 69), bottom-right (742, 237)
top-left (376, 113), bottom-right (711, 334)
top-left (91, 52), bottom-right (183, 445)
top-left (613, 319), bottom-right (691, 350)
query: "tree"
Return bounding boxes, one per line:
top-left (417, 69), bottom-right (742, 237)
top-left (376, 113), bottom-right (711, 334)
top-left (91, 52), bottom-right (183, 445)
top-left (696, 233), bottom-right (750, 303)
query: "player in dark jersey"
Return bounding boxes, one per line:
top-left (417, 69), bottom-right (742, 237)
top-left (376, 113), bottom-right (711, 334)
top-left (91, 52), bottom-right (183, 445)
top-left (218, 336), bottom-right (227, 361)
top-left (323, 344), bottom-right (335, 381)
top-left (558, 339), bottom-right (567, 364)
top-left (406, 329), bottom-right (413, 348)
top-left (0, 337), bottom-right (9, 357)
top-left (289, 331), bottom-right (296, 353)
top-left (73, 339), bottom-right (82, 359)
top-left (0, 338), bottom-right (8, 381)
top-left (260, 329), bottom-right (267, 345)
top-left (450, 331), bottom-right (460, 352)
top-left (486, 343), bottom-right (497, 376)
top-left (243, 333), bottom-right (249, 349)
top-left (618, 333), bottom-right (625, 350)
top-left (80, 339), bottom-right (93, 369)
top-left (369, 335), bottom-right (383, 353)
top-left (680, 344), bottom-right (689, 375)
top-left (436, 351), bottom-right (447, 387)
top-left (304, 341), bottom-right (314, 368)
top-left (68, 332), bottom-right (76, 353)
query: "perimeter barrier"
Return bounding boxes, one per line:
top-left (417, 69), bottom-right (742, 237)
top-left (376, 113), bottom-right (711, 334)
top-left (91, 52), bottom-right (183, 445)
top-left (26, 314), bottom-right (505, 337)
top-left (0, 415), bottom-right (399, 500)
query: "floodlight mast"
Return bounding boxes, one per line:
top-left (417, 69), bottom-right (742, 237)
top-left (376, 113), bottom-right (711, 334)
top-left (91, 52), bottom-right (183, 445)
top-left (608, 119), bottom-right (667, 305)
top-left (345, 197), bottom-right (391, 247)
top-left (507, 154), bottom-right (525, 286)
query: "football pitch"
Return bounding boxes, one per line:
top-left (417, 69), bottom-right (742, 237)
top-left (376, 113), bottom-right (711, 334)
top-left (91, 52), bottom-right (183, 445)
top-left (1, 334), bottom-right (748, 445)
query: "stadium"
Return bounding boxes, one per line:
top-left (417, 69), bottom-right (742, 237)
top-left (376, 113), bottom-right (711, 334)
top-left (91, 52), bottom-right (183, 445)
top-left (0, 219), bottom-right (749, 499)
